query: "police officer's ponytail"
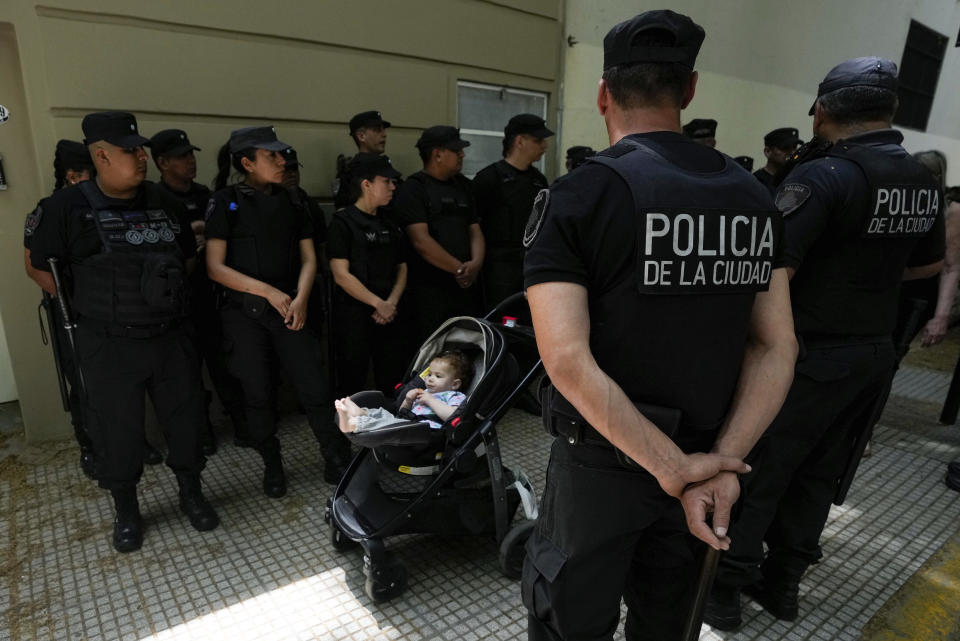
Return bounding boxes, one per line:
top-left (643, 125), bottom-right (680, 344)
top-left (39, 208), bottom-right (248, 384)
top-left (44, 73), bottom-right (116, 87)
top-left (53, 145), bottom-right (68, 191)
top-left (53, 141), bottom-right (94, 191)
top-left (214, 142), bottom-right (257, 191)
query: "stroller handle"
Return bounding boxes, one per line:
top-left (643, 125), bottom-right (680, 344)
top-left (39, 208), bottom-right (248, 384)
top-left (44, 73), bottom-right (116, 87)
top-left (482, 292), bottom-right (528, 323)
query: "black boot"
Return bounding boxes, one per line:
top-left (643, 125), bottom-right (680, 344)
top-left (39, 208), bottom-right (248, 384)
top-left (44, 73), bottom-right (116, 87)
top-left (259, 442), bottom-right (287, 498)
top-left (110, 487), bottom-right (143, 553)
top-left (202, 424), bottom-right (218, 457)
top-left (176, 474), bottom-right (220, 531)
top-left (703, 584), bottom-right (742, 631)
top-left (79, 446), bottom-right (96, 480)
top-left (947, 460), bottom-right (960, 492)
top-left (143, 440), bottom-right (163, 465)
top-left (743, 559), bottom-right (804, 621)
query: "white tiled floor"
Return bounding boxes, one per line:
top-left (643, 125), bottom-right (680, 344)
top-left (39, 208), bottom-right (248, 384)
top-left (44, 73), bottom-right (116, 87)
top-left (2, 366), bottom-right (959, 641)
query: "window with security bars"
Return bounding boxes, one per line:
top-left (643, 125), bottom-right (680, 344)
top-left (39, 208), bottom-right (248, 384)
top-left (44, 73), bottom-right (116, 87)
top-left (457, 81), bottom-right (548, 178)
top-left (894, 20), bottom-right (948, 131)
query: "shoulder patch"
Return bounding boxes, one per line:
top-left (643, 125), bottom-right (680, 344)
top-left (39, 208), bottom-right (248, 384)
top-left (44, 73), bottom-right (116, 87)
top-left (204, 198), bottom-right (216, 221)
top-left (596, 141), bottom-right (635, 159)
top-left (523, 189), bottom-right (550, 248)
top-left (24, 204), bottom-right (43, 237)
top-left (775, 183), bottom-right (812, 217)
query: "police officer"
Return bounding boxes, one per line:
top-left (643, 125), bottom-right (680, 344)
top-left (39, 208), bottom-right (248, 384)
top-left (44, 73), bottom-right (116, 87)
top-left (473, 114), bottom-right (552, 309)
top-left (682, 117), bottom-right (717, 147)
top-left (28, 112), bottom-right (219, 552)
top-left (565, 145), bottom-right (596, 172)
top-left (705, 58), bottom-right (946, 630)
top-left (521, 11), bottom-right (797, 640)
top-left (150, 128), bottom-right (247, 454)
top-left (23, 140), bottom-right (96, 477)
top-left (393, 126), bottom-right (485, 341)
top-left (280, 146), bottom-right (329, 338)
top-left (753, 127), bottom-right (802, 195)
top-left (334, 110), bottom-right (392, 209)
top-left (328, 153), bottom-right (410, 396)
top-left (205, 126), bottom-right (351, 492)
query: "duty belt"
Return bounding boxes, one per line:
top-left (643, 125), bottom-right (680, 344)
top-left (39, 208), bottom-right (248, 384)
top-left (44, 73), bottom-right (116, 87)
top-left (84, 318), bottom-right (178, 339)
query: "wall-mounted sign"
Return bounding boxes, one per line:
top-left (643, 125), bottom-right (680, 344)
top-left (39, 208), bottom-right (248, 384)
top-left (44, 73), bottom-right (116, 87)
top-left (0, 105), bottom-right (9, 124)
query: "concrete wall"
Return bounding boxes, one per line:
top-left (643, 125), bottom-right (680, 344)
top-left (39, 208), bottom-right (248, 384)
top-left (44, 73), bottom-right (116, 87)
top-left (0, 0), bottom-right (562, 441)
top-left (560, 0), bottom-right (960, 184)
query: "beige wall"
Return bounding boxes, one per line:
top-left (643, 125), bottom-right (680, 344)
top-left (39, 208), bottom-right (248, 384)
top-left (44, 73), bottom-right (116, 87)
top-left (0, 0), bottom-right (562, 441)
top-left (561, 0), bottom-right (960, 184)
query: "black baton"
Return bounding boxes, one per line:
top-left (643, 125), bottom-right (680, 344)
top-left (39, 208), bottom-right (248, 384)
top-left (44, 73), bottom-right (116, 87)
top-left (47, 257), bottom-right (86, 395)
top-left (682, 546), bottom-right (721, 641)
top-left (39, 293), bottom-right (71, 411)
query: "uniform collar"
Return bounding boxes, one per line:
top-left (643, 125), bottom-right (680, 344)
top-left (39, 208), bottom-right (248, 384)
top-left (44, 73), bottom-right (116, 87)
top-left (236, 182), bottom-right (278, 197)
top-left (841, 128), bottom-right (903, 146)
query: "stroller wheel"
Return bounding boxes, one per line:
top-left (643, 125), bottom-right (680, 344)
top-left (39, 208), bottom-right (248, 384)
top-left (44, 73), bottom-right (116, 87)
top-left (329, 522), bottom-right (359, 551)
top-left (364, 560), bottom-right (408, 603)
top-left (499, 520), bottom-right (536, 580)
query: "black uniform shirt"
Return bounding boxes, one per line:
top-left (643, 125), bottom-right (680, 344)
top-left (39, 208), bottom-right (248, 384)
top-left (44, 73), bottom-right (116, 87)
top-left (158, 180), bottom-right (211, 222)
top-left (777, 129), bottom-right (945, 337)
top-left (524, 131), bottom-right (783, 428)
top-left (28, 181), bottom-right (195, 273)
top-left (205, 183), bottom-right (313, 294)
top-left (393, 171), bottom-right (478, 285)
top-left (23, 198), bottom-right (47, 250)
top-left (327, 206), bottom-right (405, 301)
top-left (473, 160), bottom-right (548, 248)
top-left (753, 168), bottom-right (777, 196)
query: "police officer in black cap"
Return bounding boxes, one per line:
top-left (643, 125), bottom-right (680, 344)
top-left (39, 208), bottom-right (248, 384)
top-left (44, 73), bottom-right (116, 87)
top-left (28, 111), bottom-right (219, 552)
top-left (734, 155), bottom-right (754, 171)
top-left (753, 127), bottom-right (802, 195)
top-left (682, 117), bottom-right (717, 147)
top-left (393, 126), bottom-right (485, 341)
top-left (280, 146), bottom-right (329, 337)
top-left (705, 57), bottom-right (945, 630)
top-left (522, 10), bottom-right (797, 640)
top-left (565, 145), bottom-right (596, 172)
top-left (24, 140), bottom-right (97, 477)
top-left (150, 128), bottom-right (246, 454)
top-left (206, 125), bottom-right (351, 492)
top-left (328, 153), bottom-right (411, 397)
top-left (333, 110), bottom-right (393, 209)
top-left (473, 114), bottom-right (552, 308)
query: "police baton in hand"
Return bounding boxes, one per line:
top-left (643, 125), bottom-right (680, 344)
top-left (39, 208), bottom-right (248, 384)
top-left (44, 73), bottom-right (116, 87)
top-left (39, 292), bottom-right (70, 412)
top-left (681, 545), bottom-right (721, 641)
top-left (47, 257), bottom-right (86, 395)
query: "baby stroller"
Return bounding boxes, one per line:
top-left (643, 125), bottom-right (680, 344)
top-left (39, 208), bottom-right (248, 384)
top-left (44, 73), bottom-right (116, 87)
top-left (324, 293), bottom-right (543, 602)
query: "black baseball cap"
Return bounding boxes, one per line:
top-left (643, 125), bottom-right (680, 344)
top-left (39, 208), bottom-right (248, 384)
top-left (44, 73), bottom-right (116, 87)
top-left (505, 114), bottom-right (554, 139)
top-left (56, 140), bottom-right (93, 168)
top-left (347, 152), bottom-right (401, 180)
top-left (603, 10), bottom-right (705, 70)
top-left (809, 56), bottom-right (899, 115)
top-left (733, 155), bottom-right (754, 171)
top-left (682, 118), bottom-right (717, 139)
top-left (228, 126), bottom-right (290, 153)
top-left (280, 147), bottom-right (302, 168)
top-left (764, 127), bottom-right (802, 148)
top-left (82, 111), bottom-right (151, 148)
top-left (415, 126), bottom-right (471, 151)
top-left (149, 129), bottom-right (201, 158)
top-left (566, 145), bottom-right (596, 160)
top-left (349, 111), bottom-right (391, 135)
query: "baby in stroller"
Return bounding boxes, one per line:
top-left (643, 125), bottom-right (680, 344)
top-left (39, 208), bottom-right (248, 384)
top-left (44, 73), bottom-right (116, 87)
top-left (335, 349), bottom-right (471, 433)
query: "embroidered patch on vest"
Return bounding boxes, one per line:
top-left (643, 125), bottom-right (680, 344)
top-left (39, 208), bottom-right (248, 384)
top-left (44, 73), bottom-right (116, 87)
top-left (774, 183), bottom-right (811, 217)
top-left (24, 204), bottom-right (43, 237)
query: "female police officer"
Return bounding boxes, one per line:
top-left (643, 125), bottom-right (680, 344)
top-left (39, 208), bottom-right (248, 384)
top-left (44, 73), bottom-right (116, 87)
top-left (205, 126), bottom-right (350, 494)
top-left (327, 152), bottom-right (410, 397)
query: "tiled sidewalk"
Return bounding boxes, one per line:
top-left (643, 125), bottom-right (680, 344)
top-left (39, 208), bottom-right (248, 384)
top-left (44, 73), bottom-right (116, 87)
top-left (1, 366), bottom-right (959, 641)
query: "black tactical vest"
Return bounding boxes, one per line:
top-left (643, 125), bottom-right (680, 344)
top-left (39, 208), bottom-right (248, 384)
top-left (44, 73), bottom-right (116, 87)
top-left (579, 138), bottom-right (782, 430)
top-left (484, 161), bottom-right (548, 248)
top-left (332, 207), bottom-right (402, 300)
top-left (72, 182), bottom-right (186, 325)
top-left (406, 171), bottom-right (473, 261)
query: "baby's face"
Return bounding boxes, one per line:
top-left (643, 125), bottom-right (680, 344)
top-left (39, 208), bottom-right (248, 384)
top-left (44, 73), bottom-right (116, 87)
top-left (424, 359), bottom-right (459, 394)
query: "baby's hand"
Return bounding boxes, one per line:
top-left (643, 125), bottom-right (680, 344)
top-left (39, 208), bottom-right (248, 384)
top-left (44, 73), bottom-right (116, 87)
top-left (418, 390), bottom-right (434, 405)
top-left (403, 388), bottom-right (421, 407)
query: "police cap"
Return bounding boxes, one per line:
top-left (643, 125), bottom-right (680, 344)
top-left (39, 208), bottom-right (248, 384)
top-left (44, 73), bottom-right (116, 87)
top-left (280, 146), bottom-right (303, 168)
top-left (82, 111), bottom-right (151, 148)
top-left (348, 152), bottom-right (401, 180)
top-left (763, 127), bottom-right (802, 148)
top-left (809, 56), bottom-right (899, 115)
top-left (603, 10), bottom-right (705, 70)
top-left (682, 118), bottom-right (717, 139)
top-left (349, 110), bottom-right (391, 135)
top-left (415, 126), bottom-right (471, 151)
top-left (56, 139), bottom-right (93, 169)
top-left (228, 126), bottom-right (289, 154)
top-left (566, 145), bottom-right (596, 161)
top-left (505, 114), bottom-right (555, 139)
top-left (733, 155), bottom-right (754, 171)
top-left (149, 129), bottom-right (201, 159)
